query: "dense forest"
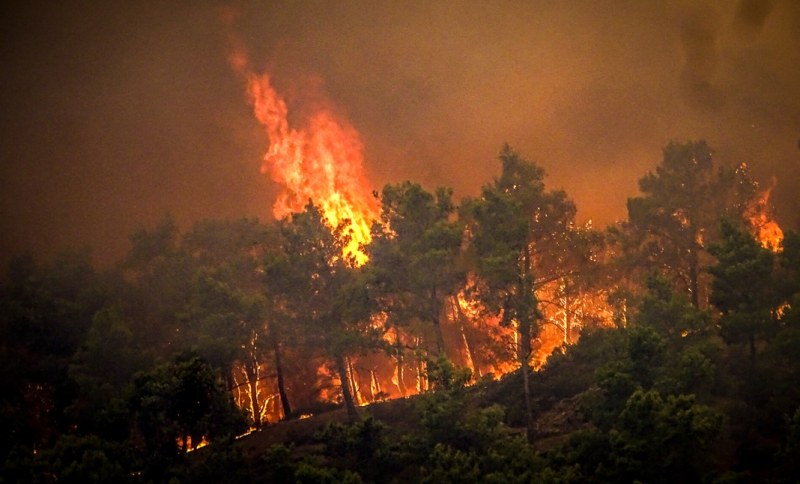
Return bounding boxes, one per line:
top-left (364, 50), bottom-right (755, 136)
top-left (2, 141), bottom-right (799, 483)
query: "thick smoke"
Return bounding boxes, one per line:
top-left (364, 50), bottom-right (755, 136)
top-left (1, 1), bottom-right (799, 267)
top-left (735, 0), bottom-right (776, 35)
top-left (680, 5), bottom-right (723, 111)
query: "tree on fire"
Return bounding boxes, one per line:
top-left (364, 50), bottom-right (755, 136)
top-left (464, 144), bottom-right (581, 442)
top-left (367, 181), bottom-right (465, 392)
top-left (267, 202), bottom-right (378, 420)
top-left (122, 217), bottom-right (284, 430)
top-left (708, 219), bottom-right (779, 361)
top-left (179, 219), bottom-right (282, 429)
top-left (4, 141), bottom-right (800, 481)
top-left (619, 140), bottom-right (760, 309)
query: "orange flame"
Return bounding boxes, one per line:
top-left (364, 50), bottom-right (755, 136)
top-left (746, 181), bottom-right (784, 252)
top-left (226, 29), bottom-right (376, 264)
top-left (220, 14), bottom-right (616, 417)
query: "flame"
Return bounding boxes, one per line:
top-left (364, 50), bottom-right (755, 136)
top-left (746, 181), bottom-right (784, 252)
top-left (181, 435), bottom-right (209, 453)
top-left (226, 31), bottom-right (376, 265)
top-left (454, 288), bottom-right (519, 378)
top-left (219, 14), bottom-right (618, 420)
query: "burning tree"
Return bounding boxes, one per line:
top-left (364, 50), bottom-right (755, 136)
top-left (179, 219), bottom-right (276, 429)
top-left (743, 177), bottom-right (784, 253)
top-left (266, 203), bottom-right (378, 419)
top-left (464, 145), bottom-right (583, 442)
top-left (709, 219), bottom-right (780, 361)
top-left (367, 181), bottom-right (465, 392)
top-left (227, 30), bottom-right (377, 266)
top-left (621, 140), bottom-right (763, 309)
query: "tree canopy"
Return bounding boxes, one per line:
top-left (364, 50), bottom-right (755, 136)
top-left (2, 141), bottom-right (798, 482)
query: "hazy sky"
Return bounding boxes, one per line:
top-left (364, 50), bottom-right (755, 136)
top-left (2, 0), bottom-right (799, 267)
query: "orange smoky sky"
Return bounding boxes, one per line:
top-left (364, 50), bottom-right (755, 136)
top-left (1, 0), bottom-right (799, 267)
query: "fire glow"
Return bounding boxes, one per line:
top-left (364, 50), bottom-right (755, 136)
top-left (220, 17), bottom-right (774, 429)
top-left (746, 179), bottom-right (784, 252)
top-left (227, 31), bottom-right (377, 265)
top-left (220, 51), bottom-right (618, 424)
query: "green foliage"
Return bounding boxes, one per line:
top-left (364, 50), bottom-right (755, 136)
top-left (425, 354), bottom-right (472, 392)
top-left (368, 181), bottom-right (464, 355)
top-left (534, 328), bottom-right (626, 403)
top-left (709, 219), bottom-right (778, 358)
top-left (35, 434), bottom-right (132, 483)
top-left (294, 456), bottom-right (363, 484)
top-left (709, 220), bottom-right (777, 314)
top-left (256, 444), bottom-right (298, 482)
top-left (466, 145), bottom-right (583, 441)
top-left (67, 307), bottom-right (149, 440)
top-left (564, 390), bottom-right (723, 483)
top-left (778, 230), bottom-right (800, 299)
top-left (416, 401), bottom-right (567, 484)
top-left (626, 325), bottom-right (667, 387)
top-left (663, 344), bottom-right (717, 395)
top-left (417, 357), bottom-right (474, 448)
top-left (126, 215), bottom-right (180, 269)
top-left (0, 249), bottom-right (109, 463)
top-left (128, 353), bottom-right (247, 470)
top-left (3, 140), bottom-right (800, 482)
top-left (316, 415), bottom-right (387, 461)
top-left (587, 364), bottom-right (639, 431)
top-left (623, 140), bottom-right (758, 307)
top-left (421, 444), bottom-right (481, 483)
top-left (182, 440), bottom-right (251, 484)
top-left (466, 145), bottom-right (548, 320)
top-left (581, 278), bottom-right (725, 436)
top-left (638, 274), bottom-right (711, 340)
top-left (608, 390), bottom-right (722, 482)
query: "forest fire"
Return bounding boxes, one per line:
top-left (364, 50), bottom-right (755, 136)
top-left (217, 14), bottom-right (630, 428)
top-left (7, 3), bottom-right (800, 481)
top-left (214, 12), bottom-right (790, 447)
top-left (227, 33), bottom-right (377, 265)
top-left (746, 182), bottom-right (784, 252)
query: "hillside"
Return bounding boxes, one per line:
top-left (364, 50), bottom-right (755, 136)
top-left (186, 311), bottom-right (800, 483)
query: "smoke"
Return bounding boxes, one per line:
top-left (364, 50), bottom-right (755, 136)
top-left (679, 5), bottom-right (723, 111)
top-left (1, 1), bottom-right (799, 267)
top-left (735, 0), bottom-right (776, 36)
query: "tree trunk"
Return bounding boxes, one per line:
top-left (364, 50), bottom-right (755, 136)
top-left (369, 369), bottom-right (381, 400)
top-left (272, 335), bottom-right (292, 419)
top-left (245, 359), bottom-right (262, 429)
top-left (347, 357), bottom-right (363, 405)
top-left (395, 331), bottom-right (407, 396)
top-left (564, 298), bottom-right (572, 345)
top-left (430, 288), bottom-right (446, 355)
top-left (689, 243), bottom-right (700, 309)
top-left (452, 296), bottom-right (478, 378)
top-left (520, 245), bottom-right (535, 444)
top-left (432, 316), bottom-right (446, 356)
top-left (519, 317), bottom-right (535, 444)
top-left (335, 353), bottom-right (358, 420)
top-left (431, 302), bottom-right (446, 356)
top-left (415, 341), bottom-right (428, 392)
